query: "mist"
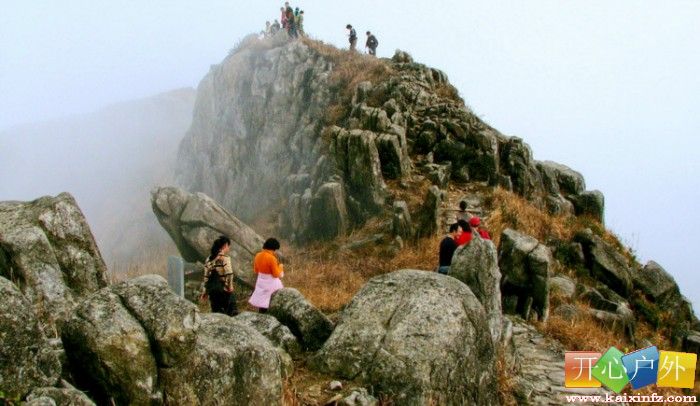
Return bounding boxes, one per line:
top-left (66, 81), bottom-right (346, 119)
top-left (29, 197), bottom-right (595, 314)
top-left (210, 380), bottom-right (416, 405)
top-left (1, 1), bottom-right (698, 306)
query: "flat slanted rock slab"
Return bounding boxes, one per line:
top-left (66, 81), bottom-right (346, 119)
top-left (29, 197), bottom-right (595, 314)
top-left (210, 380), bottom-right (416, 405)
top-left (311, 269), bottom-right (497, 405)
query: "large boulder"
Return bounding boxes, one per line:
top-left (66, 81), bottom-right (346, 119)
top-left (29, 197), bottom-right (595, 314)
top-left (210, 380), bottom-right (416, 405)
top-left (160, 314), bottom-right (284, 405)
top-left (498, 229), bottom-right (552, 321)
top-left (415, 185), bottom-right (443, 238)
top-left (632, 261), bottom-right (681, 306)
top-left (449, 235), bottom-right (503, 343)
top-left (310, 270), bottom-right (498, 405)
top-left (268, 288), bottom-right (334, 351)
top-left (499, 137), bottom-right (543, 199)
top-left (151, 186), bottom-right (263, 286)
top-left (307, 182), bottom-right (350, 240)
top-left (0, 193), bottom-right (107, 331)
top-left (574, 229), bottom-right (633, 297)
top-left (572, 190), bottom-right (605, 223)
top-left (110, 275), bottom-right (199, 367)
top-left (61, 289), bottom-right (160, 405)
top-left (536, 161), bottom-right (585, 196)
top-left (0, 276), bottom-right (61, 399)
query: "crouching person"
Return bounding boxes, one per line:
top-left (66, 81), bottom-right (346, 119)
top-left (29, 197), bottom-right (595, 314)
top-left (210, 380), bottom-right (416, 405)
top-left (200, 235), bottom-right (239, 316)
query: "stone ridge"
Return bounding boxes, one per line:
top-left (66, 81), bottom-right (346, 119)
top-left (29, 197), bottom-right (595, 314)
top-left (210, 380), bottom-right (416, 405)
top-left (175, 36), bottom-right (604, 244)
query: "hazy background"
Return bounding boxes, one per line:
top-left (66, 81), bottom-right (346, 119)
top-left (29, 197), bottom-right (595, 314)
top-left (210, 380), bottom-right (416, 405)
top-left (1, 1), bottom-right (698, 305)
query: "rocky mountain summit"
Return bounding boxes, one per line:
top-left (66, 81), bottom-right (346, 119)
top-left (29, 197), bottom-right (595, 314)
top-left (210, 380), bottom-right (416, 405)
top-left (2, 34), bottom-right (699, 405)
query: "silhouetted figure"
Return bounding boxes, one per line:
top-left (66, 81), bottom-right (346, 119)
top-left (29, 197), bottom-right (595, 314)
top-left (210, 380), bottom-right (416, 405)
top-left (346, 24), bottom-right (357, 51)
top-left (366, 31), bottom-right (378, 56)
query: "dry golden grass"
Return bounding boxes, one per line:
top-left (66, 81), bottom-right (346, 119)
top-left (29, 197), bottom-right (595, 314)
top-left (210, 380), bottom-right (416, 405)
top-left (496, 349), bottom-right (518, 406)
top-left (283, 236), bottom-right (440, 313)
top-left (538, 304), bottom-right (630, 353)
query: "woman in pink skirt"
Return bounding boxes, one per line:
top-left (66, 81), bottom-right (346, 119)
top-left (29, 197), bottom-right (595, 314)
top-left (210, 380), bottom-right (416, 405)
top-left (248, 238), bottom-right (284, 313)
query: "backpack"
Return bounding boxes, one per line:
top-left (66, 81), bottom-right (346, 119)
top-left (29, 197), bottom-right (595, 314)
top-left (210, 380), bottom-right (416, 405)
top-left (369, 35), bottom-right (378, 48)
top-left (204, 258), bottom-right (226, 294)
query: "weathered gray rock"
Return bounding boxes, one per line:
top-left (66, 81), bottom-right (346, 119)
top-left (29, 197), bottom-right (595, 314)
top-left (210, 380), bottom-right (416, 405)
top-left (151, 186), bottom-right (263, 286)
top-left (268, 288), bottom-right (334, 351)
top-left (500, 137), bottom-right (543, 199)
top-left (307, 182), bottom-right (349, 240)
top-left (683, 331), bottom-right (700, 356)
top-left (311, 270), bottom-right (498, 405)
top-left (499, 229), bottom-right (552, 321)
top-left (450, 236), bottom-right (503, 343)
top-left (553, 304), bottom-right (583, 322)
top-left (633, 261), bottom-right (681, 305)
top-left (391, 200), bottom-right (413, 239)
top-left (161, 314), bottom-right (284, 405)
top-left (550, 275), bottom-right (577, 299)
top-left (574, 229), bottom-right (633, 297)
top-left (581, 287), bottom-right (620, 312)
top-left (537, 161), bottom-right (585, 196)
top-left (572, 190), bottom-right (605, 223)
top-left (24, 397), bottom-right (56, 406)
top-left (61, 290), bottom-right (160, 405)
top-left (415, 185), bottom-right (443, 238)
top-left (0, 193), bottom-right (107, 331)
top-left (0, 276), bottom-right (60, 399)
top-left (330, 128), bottom-right (388, 213)
top-left (392, 50), bottom-right (414, 63)
top-left (111, 275), bottom-right (199, 367)
top-left (27, 386), bottom-right (95, 406)
top-left (340, 388), bottom-right (378, 406)
top-left (376, 133), bottom-right (409, 179)
top-left (235, 311), bottom-right (301, 357)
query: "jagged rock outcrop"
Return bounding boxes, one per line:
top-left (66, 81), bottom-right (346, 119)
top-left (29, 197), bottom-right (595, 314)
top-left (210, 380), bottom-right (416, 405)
top-left (175, 38), bottom-right (605, 244)
top-left (151, 186), bottom-right (263, 286)
top-left (26, 385), bottom-right (96, 406)
top-left (450, 235), bottom-right (503, 343)
top-left (268, 288), bottom-right (334, 351)
top-left (574, 229), bottom-right (632, 297)
top-left (310, 270), bottom-right (497, 404)
top-left (0, 193), bottom-right (107, 331)
top-left (61, 275), bottom-right (285, 405)
top-left (235, 311), bottom-right (302, 357)
top-left (0, 276), bottom-right (61, 399)
top-left (499, 229), bottom-right (552, 321)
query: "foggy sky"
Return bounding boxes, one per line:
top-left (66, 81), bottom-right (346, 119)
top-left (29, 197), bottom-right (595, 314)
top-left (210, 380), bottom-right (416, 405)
top-left (1, 1), bottom-right (699, 306)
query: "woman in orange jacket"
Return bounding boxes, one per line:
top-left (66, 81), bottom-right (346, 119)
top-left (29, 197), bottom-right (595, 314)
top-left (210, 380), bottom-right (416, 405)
top-left (248, 238), bottom-right (284, 313)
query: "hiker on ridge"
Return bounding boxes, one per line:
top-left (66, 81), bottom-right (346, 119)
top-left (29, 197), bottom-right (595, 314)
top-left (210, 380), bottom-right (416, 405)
top-left (346, 24), bottom-right (358, 51)
top-left (456, 200), bottom-right (471, 222)
top-left (297, 10), bottom-right (305, 36)
top-left (200, 236), bottom-right (239, 316)
top-left (366, 31), bottom-right (378, 56)
top-left (456, 219), bottom-right (473, 246)
top-left (281, 7), bottom-right (288, 29)
top-left (470, 216), bottom-right (491, 240)
top-left (437, 223), bottom-right (462, 275)
top-left (271, 20), bottom-right (281, 35)
top-left (249, 238), bottom-right (285, 313)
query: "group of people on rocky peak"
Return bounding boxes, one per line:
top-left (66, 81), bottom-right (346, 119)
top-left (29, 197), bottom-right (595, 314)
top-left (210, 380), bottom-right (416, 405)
top-left (345, 24), bottom-right (379, 55)
top-left (264, 2), bottom-right (305, 38)
top-left (437, 200), bottom-right (491, 275)
top-left (199, 236), bottom-right (285, 316)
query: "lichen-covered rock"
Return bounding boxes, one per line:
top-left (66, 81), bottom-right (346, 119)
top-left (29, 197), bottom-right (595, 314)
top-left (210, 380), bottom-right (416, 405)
top-left (450, 236), bottom-right (503, 343)
top-left (633, 261), bottom-right (681, 305)
top-left (415, 185), bottom-right (443, 237)
top-left (391, 200), bottom-right (413, 239)
top-left (0, 193), bottom-right (107, 331)
top-left (574, 229), bottom-right (632, 297)
top-left (268, 288), bottom-right (334, 351)
top-left (0, 276), bottom-right (60, 399)
top-left (572, 190), bottom-right (605, 223)
top-left (26, 386), bottom-right (95, 406)
top-left (499, 137), bottom-right (543, 199)
top-left (330, 128), bottom-right (388, 213)
top-left (340, 388), bottom-right (378, 406)
top-left (111, 275), bottom-right (199, 367)
top-left (235, 311), bottom-right (302, 357)
top-left (537, 160), bottom-right (585, 196)
top-left (499, 229), bottom-right (551, 321)
top-left (161, 314), bottom-right (284, 405)
top-left (376, 133), bottom-right (409, 179)
top-left (310, 270), bottom-right (497, 405)
top-left (307, 182), bottom-right (349, 240)
top-left (61, 290), bottom-right (160, 405)
top-left (550, 275), bottom-right (576, 299)
top-left (151, 186), bottom-right (263, 286)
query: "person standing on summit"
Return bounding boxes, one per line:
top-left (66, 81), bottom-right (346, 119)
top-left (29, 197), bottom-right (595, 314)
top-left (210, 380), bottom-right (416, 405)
top-left (346, 24), bottom-right (358, 51)
top-left (249, 238), bottom-right (285, 313)
top-left (365, 31), bottom-right (378, 56)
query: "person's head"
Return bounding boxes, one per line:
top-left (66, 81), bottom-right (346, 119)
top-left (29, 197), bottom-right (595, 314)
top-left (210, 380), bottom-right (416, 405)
top-left (281, 7), bottom-right (284, 11)
top-left (274, 19), bottom-right (279, 23)
top-left (459, 200), bottom-right (467, 211)
top-left (266, 21), bottom-right (270, 25)
top-left (366, 31), bottom-right (371, 36)
top-left (449, 223), bottom-right (462, 238)
top-left (457, 219), bottom-right (471, 234)
top-left (263, 238), bottom-right (281, 251)
top-left (469, 217), bottom-right (481, 228)
top-left (295, 7), bottom-right (299, 11)
top-left (300, 10), bottom-right (304, 14)
top-left (209, 236), bottom-right (231, 260)
top-left (346, 24), bottom-right (352, 30)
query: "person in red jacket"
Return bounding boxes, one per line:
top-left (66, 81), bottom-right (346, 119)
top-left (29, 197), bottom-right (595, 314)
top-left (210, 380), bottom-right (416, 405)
top-left (455, 219), bottom-right (473, 246)
top-left (470, 216), bottom-right (491, 240)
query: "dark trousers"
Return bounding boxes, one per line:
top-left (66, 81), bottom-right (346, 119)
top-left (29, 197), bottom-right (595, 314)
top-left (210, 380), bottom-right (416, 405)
top-left (368, 46), bottom-right (377, 56)
top-left (209, 291), bottom-right (239, 316)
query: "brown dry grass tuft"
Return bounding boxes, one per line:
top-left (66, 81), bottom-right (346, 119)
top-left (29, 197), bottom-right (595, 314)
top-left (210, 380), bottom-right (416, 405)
top-left (497, 349), bottom-right (518, 406)
top-left (283, 236), bottom-right (439, 313)
top-left (538, 304), bottom-right (630, 353)
top-left (301, 37), bottom-right (393, 125)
